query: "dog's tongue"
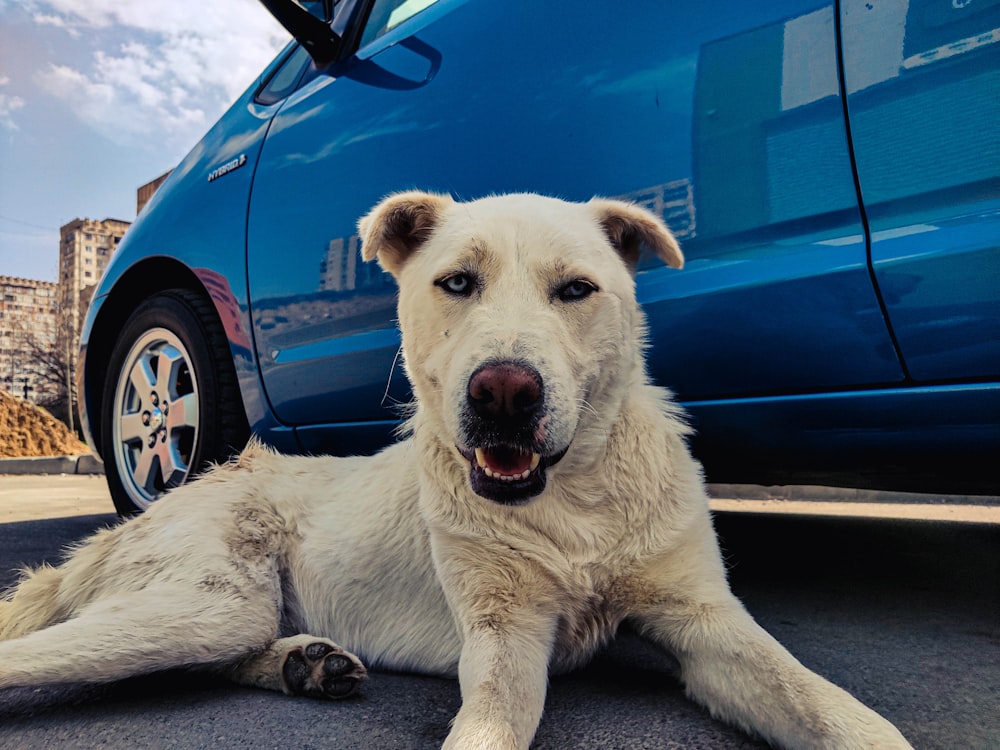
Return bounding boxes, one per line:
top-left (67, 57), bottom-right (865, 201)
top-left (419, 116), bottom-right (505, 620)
top-left (475, 447), bottom-right (540, 477)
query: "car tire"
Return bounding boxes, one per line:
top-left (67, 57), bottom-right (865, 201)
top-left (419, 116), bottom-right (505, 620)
top-left (100, 289), bottom-right (250, 516)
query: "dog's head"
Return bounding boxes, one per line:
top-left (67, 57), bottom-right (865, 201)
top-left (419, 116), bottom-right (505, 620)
top-left (359, 192), bottom-right (682, 505)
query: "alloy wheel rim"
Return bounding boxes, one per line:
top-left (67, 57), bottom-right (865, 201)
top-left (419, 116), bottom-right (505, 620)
top-left (112, 328), bottom-right (199, 509)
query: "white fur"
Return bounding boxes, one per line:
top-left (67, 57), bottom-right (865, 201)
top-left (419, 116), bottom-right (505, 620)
top-left (0, 193), bottom-right (911, 749)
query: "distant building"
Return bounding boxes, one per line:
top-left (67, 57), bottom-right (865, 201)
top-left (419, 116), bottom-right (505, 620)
top-left (319, 234), bottom-right (394, 293)
top-left (137, 170), bottom-right (172, 214)
top-left (320, 236), bottom-right (361, 291)
top-left (58, 218), bottom-right (130, 340)
top-left (0, 276), bottom-right (58, 402)
top-left (1, 169), bottom-right (169, 413)
top-left (57, 217), bottom-right (131, 416)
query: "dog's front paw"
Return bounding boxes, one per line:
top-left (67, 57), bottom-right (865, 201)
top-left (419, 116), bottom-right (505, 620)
top-left (281, 640), bottom-right (367, 699)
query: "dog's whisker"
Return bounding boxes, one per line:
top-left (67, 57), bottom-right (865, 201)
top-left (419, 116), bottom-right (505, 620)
top-left (576, 398), bottom-right (600, 419)
top-left (380, 345), bottom-right (406, 408)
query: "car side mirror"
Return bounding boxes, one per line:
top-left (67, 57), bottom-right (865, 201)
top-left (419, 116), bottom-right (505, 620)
top-left (258, 0), bottom-right (340, 65)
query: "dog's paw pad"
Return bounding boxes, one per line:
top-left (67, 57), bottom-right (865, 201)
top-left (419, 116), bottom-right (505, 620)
top-left (282, 640), bottom-right (367, 699)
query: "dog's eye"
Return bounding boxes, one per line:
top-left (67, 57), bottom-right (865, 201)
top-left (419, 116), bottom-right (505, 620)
top-left (558, 279), bottom-right (597, 302)
top-left (436, 273), bottom-right (474, 297)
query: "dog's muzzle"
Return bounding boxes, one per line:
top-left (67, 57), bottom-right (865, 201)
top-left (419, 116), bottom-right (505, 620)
top-left (457, 361), bottom-right (567, 505)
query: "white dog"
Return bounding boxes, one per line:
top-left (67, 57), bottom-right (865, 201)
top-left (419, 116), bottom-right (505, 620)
top-left (0, 192), bottom-right (911, 749)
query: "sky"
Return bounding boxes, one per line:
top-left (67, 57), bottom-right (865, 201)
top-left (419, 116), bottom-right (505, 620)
top-left (0, 0), bottom-right (291, 282)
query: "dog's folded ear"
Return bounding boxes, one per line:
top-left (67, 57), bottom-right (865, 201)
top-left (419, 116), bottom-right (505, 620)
top-left (588, 198), bottom-right (684, 272)
top-left (358, 191), bottom-right (454, 276)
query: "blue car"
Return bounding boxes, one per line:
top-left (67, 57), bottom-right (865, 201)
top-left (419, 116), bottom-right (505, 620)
top-left (78, 0), bottom-right (1000, 515)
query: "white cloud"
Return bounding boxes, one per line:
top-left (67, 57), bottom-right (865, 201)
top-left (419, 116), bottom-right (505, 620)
top-left (0, 76), bottom-right (25, 131)
top-left (30, 0), bottom-right (290, 148)
top-left (32, 12), bottom-right (80, 36)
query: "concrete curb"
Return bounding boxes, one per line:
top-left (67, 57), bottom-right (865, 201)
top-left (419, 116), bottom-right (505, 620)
top-left (707, 483), bottom-right (1000, 507)
top-left (0, 454), bottom-right (105, 476)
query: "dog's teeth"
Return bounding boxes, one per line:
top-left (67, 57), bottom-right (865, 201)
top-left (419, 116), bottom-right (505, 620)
top-left (475, 449), bottom-right (541, 481)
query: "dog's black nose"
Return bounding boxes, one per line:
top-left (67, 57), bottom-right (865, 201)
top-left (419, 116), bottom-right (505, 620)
top-left (468, 361), bottom-right (543, 421)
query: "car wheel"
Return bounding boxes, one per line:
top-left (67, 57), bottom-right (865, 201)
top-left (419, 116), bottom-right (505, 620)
top-left (100, 289), bottom-right (250, 515)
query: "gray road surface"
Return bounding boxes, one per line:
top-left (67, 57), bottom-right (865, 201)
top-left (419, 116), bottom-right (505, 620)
top-left (0, 476), bottom-right (997, 749)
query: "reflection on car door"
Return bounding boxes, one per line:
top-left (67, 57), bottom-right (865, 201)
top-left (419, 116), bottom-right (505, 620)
top-left (841, 0), bottom-right (1000, 383)
top-left (644, 2), bottom-right (904, 399)
top-left (247, 0), bottom-right (908, 455)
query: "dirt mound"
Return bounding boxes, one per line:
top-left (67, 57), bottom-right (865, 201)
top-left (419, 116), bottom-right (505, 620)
top-left (0, 390), bottom-right (89, 458)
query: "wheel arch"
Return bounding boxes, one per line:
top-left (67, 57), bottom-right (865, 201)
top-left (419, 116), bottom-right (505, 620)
top-left (83, 257), bottom-right (251, 462)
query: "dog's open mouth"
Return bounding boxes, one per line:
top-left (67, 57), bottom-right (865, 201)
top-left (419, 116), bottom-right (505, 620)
top-left (474, 447), bottom-right (540, 481)
top-left (459, 445), bottom-right (566, 505)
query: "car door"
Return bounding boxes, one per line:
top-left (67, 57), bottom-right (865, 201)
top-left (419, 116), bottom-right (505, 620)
top-left (840, 0), bottom-right (1000, 382)
top-left (247, 0), bottom-right (904, 455)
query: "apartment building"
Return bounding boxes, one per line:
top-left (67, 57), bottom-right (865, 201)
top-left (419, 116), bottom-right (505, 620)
top-left (4, 172), bottom-right (169, 407)
top-left (0, 276), bottom-right (58, 402)
top-left (58, 217), bottom-right (130, 351)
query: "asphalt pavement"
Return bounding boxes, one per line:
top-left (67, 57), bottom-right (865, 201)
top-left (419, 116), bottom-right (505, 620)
top-left (0, 475), bottom-right (997, 749)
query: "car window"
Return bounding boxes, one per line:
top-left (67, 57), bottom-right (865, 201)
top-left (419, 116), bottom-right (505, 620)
top-left (256, 44), bottom-right (314, 106)
top-left (360, 0), bottom-right (440, 47)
